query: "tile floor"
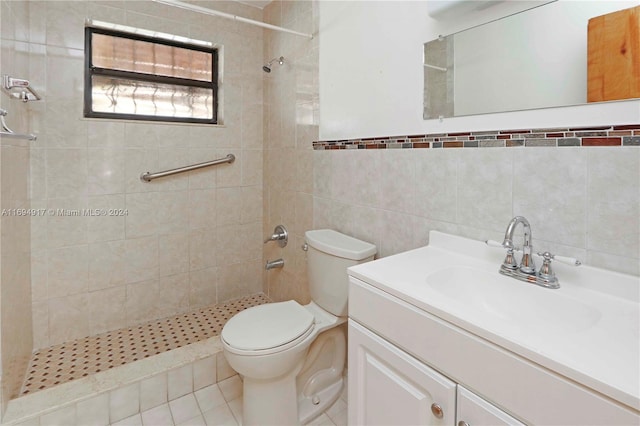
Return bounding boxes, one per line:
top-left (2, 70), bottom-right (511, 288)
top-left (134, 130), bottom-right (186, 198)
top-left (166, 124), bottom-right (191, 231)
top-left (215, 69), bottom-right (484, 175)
top-left (22, 294), bottom-right (270, 395)
top-left (110, 375), bottom-right (348, 426)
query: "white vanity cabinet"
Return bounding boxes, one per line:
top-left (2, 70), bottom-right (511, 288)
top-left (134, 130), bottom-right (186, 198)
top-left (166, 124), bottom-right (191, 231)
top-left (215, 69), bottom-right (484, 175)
top-left (456, 385), bottom-right (524, 426)
top-left (348, 275), bottom-right (640, 425)
top-left (349, 320), bottom-right (523, 426)
top-left (349, 320), bottom-right (457, 425)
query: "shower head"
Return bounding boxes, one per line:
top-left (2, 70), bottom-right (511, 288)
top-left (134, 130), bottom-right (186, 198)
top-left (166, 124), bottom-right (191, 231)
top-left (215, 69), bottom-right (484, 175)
top-left (262, 56), bottom-right (284, 73)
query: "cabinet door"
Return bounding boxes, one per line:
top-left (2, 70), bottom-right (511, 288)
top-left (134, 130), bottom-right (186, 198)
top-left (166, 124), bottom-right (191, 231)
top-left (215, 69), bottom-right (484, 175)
top-left (349, 320), bottom-right (456, 426)
top-left (456, 385), bottom-right (525, 426)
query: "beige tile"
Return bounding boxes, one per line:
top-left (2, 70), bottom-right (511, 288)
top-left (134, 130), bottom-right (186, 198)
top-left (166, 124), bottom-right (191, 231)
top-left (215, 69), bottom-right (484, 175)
top-left (216, 187), bottom-right (243, 226)
top-left (168, 365), bottom-right (194, 401)
top-left (218, 376), bottom-right (242, 403)
top-left (227, 397), bottom-right (242, 425)
top-left (201, 403), bottom-right (237, 426)
top-left (46, 44), bottom-right (84, 101)
top-left (141, 403), bottom-right (175, 426)
top-left (47, 245), bottom-right (89, 297)
top-left (158, 273), bottom-right (190, 318)
top-left (45, 1), bottom-right (86, 49)
top-left (189, 267), bottom-right (218, 309)
top-left (177, 414), bottom-right (206, 426)
top-left (46, 197), bottom-right (88, 248)
top-left (77, 392), bottom-right (110, 426)
top-left (193, 357), bottom-right (217, 391)
top-left (241, 186), bottom-right (262, 224)
top-left (89, 240), bottom-right (127, 291)
top-left (169, 394), bottom-right (200, 425)
top-left (46, 148), bottom-right (87, 197)
top-left (189, 228), bottom-right (218, 271)
top-left (87, 148), bottom-right (126, 195)
top-left (159, 233), bottom-right (190, 277)
top-left (89, 286), bottom-right (127, 335)
top-left (40, 405), bottom-right (76, 426)
top-left (88, 121), bottom-right (125, 148)
top-left (48, 293), bottom-right (90, 345)
top-left (124, 149), bottom-right (159, 194)
top-left (241, 150), bottom-right (262, 186)
top-left (217, 260), bottom-right (262, 303)
top-left (140, 373), bottom-right (168, 412)
top-left (88, 194), bottom-right (126, 243)
top-left (125, 192), bottom-right (159, 238)
top-left (216, 149), bottom-right (242, 188)
top-left (188, 148), bottom-right (219, 189)
top-left (31, 300), bottom-right (49, 349)
top-left (195, 384), bottom-right (226, 413)
top-left (110, 383), bottom-right (141, 424)
top-left (111, 413), bottom-right (143, 426)
top-left (124, 236), bottom-right (159, 284)
top-left (156, 191), bottom-right (189, 235)
top-left (42, 100), bottom-right (87, 148)
top-left (189, 189), bottom-right (217, 230)
top-left (216, 353), bottom-right (237, 383)
top-left (125, 279), bottom-right (160, 325)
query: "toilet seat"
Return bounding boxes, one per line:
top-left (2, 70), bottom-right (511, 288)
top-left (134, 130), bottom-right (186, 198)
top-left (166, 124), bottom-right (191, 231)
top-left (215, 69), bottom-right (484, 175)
top-left (222, 301), bottom-right (315, 356)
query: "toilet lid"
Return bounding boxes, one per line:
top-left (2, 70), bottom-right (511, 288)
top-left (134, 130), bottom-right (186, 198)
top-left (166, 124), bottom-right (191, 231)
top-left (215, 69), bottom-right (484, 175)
top-left (221, 301), bottom-right (315, 351)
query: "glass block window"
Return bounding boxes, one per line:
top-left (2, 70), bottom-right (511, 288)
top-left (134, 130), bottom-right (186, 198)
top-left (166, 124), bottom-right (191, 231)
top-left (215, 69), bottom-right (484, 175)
top-left (84, 27), bottom-right (218, 124)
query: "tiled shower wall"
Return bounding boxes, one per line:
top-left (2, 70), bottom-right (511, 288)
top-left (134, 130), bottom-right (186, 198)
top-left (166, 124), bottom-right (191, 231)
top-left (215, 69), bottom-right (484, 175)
top-left (313, 142), bottom-right (640, 276)
top-left (262, 1), bottom-right (319, 303)
top-left (0, 0), bottom-right (33, 410)
top-left (15, 0), bottom-right (264, 351)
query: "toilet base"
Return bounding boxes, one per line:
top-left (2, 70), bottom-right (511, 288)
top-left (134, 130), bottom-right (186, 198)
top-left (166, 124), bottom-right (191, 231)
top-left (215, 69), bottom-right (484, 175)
top-left (243, 365), bottom-right (302, 426)
top-left (298, 377), bottom-right (343, 425)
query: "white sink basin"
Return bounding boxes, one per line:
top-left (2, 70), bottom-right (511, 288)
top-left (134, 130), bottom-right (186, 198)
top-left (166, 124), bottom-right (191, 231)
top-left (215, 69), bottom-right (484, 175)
top-left (348, 231), bottom-right (640, 411)
top-left (425, 266), bottom-right (602, 334)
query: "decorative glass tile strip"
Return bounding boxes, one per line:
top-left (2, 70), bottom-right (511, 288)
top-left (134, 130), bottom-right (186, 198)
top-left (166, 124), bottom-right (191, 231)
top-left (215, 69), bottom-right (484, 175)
top-left (312, 124), bottom-right (640, 150)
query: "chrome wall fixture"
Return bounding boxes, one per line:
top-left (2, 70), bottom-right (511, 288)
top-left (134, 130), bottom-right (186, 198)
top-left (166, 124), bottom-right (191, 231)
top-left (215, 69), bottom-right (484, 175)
top-left (2, 75), bottom-right (41, 102)
top-left (0, 108), bottom-right (37, 141)
top-left (263, 56), bottom-right (284, 73)
top-left (265, 258), bottom-right (284, 270)
top-left (264, 225), bottom-right (288, 248)
top-left (140, 154), bottom-right (235, 182)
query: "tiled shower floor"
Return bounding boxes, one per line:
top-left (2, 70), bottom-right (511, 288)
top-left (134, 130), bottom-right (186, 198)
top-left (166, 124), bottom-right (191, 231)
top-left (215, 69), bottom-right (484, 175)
top-left (21, 293), bottom-right (270, 396)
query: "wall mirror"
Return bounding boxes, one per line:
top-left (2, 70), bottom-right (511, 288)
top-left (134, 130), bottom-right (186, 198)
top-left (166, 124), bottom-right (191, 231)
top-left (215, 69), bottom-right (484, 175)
top-left (423, 1), bottom-right (639, 119)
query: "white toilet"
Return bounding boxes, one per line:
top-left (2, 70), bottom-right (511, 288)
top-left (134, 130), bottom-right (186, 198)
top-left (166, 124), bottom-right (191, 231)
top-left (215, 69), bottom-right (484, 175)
top-left (221, 229), bottom-right (376, 425)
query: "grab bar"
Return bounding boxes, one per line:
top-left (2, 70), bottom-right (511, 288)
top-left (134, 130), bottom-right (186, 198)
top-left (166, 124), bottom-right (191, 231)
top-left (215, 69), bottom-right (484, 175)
top-left (140, 154), bottom-right (235, 182)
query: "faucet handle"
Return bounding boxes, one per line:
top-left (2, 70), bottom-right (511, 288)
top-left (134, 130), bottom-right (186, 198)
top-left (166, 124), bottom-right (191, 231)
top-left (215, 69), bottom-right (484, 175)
top-left (486, 240), bottom-right (518, 270)
top-left (536, 251), bottom-right (581, 267)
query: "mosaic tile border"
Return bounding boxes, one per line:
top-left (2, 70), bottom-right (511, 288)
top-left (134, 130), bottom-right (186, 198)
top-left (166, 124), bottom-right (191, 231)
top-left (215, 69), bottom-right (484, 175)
top-left (20, 293), bottom-right (270, 396)
top-left (312, 124), bottom-right (640, 150)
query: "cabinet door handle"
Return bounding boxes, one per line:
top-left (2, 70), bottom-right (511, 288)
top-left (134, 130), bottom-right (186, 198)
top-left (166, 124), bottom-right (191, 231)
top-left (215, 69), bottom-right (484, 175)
top-left (431, 403), bottom-right (444, 419)
top-left (458, 421), bottom-right (470, 426)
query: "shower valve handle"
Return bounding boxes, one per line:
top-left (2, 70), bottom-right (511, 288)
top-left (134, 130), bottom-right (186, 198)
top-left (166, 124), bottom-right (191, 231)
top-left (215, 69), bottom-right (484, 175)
top-left (264, 225), bottom-right (288, 247)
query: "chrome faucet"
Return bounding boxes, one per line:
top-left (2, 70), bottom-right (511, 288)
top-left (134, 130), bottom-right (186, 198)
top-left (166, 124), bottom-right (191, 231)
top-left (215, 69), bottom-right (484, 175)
top-left (487, 216), bottom-right (582, 289)
top-left (502, 216), bottom-right (535, 275)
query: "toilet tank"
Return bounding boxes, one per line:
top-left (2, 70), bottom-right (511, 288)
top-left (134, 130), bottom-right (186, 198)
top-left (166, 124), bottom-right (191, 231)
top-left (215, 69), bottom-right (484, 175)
top-left (305, 230), bottom-right (377, 317)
